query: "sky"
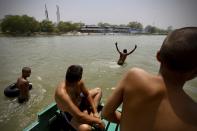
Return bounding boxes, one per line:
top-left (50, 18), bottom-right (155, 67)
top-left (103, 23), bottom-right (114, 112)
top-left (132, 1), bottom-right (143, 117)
top-left (0, 0), bottom-right (197, 29)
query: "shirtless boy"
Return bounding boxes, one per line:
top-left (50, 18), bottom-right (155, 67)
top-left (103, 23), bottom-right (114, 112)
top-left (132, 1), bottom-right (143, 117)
top-left (102, 27), bottom-right (197, 131)
top-left (17, 67), bottom-right (31, 103)
top-left (55, 65), bottom-right (105, 131)
top-left (115, 42), bottom-right (137, 65)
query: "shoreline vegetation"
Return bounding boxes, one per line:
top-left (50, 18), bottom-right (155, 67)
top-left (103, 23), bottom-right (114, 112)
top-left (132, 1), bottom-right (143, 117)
top-left (0, 14), bottom-right (171, 37)
top-left (0, 31), bottom-right (168, 37)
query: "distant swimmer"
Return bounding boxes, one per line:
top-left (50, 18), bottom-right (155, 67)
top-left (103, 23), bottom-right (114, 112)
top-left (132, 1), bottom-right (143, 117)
top-left (16, 67), bottom-right (31, 103)
top-left (115, 42), bottom-right (137, 65)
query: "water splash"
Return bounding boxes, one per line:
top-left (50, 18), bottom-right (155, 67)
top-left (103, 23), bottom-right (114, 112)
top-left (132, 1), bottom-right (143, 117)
top-left (108, 62), bottom-right (121, 68)
top-left (37, 76), bottom-right (42, 81)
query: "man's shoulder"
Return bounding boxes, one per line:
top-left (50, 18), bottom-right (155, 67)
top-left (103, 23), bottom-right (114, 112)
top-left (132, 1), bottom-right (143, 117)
top-left (55, 82), bottom-right (66, 96)
top-left (17, 77), bottom-right (28, 85)
top-left (125, 67), bottom-right (164, 97)
top-left (126, 67), bottom-right (151, 79)
top-left (78, 80), bottom-right (85, 88)
top-left (18, 77), bottom-right (26, 82)
top-left (123, 67), bottom-right (150, 90)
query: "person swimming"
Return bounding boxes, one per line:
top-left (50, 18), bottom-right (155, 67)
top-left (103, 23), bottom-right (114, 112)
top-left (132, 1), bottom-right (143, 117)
top-left (115, 42), bottom-right (137, 65)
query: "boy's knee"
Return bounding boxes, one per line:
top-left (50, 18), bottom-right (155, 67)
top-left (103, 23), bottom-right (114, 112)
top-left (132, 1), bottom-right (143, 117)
top-left (78, 124), bottom-right (92, 131)
top-left (96, 87), bottom-right (102, 93)
top-left (95, 87), bottom-right (102, 96)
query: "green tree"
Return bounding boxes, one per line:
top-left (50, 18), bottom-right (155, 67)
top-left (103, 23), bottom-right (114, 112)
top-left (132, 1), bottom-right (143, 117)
top-left (145, 25), bottom-right (157, 33)
top-left (40, 20), bottom-right (55, 32)
top-left (57, 21), bottom-right (83, 32)
top-left (127, 21), bottom-right (143, 30)
top-left (57, 21), bottom-right (71, 32)
top-left (57, 21), bottom-right (65, 32)
top-left (1, 15), bottom-right (40, 34)
top-left (72, 22), bottom-right (84, 30)
top-left (23, 15), bottom-right (40, 32)
top-left (145, 25), bottom-right (167, 34)
top-left (75, 22), bottom-right (85, 28)
top-left (1, 15), bottom-right (20, 33)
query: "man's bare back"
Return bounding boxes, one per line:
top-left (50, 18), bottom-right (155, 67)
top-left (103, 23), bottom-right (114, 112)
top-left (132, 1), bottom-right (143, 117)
top-left (17, 77), bottom-right (29, 100)
top-left (102, 27), bottom-right (197, 131)
top-left (103, 68), bottom-right (197, 131)
top-left (17, 67), bottom-right (31, 103)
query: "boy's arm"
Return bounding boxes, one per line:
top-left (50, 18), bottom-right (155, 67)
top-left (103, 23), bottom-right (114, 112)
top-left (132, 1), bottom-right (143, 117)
top-left (80, 81), bottom-right (98, 116)
top-left (115, 42), bottom-right (121, 54)
top-left (101, 82), bottom-right (123, 123)
top-left (127, 44), bottom-right (137, 55)
top-left (55, 86), bottom-right (103, 126)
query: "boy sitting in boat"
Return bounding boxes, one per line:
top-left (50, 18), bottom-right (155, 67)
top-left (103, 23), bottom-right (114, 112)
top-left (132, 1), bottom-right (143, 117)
top-left (17, 67), bottom-right (31, 103)
top-left (55, 65), bottom-right (105, 131)
top-left (102, 27), bottom-right (197, 131)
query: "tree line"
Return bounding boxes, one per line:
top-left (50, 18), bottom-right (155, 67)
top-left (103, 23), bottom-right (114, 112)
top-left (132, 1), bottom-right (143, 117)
top-left (0, 15), bottom-right (84, 35)
top-left (0, 15), bottom-right (172, 35)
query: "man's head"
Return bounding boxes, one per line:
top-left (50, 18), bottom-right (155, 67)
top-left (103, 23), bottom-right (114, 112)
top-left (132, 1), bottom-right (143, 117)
top-left (66, 65), bottom-right (83, 83)
top-left (22, 67), bottom-right (31, 77)
top-left (158, 27), bottom-right (197, 73)
top-left (123, 49), bottom-right (127, 53)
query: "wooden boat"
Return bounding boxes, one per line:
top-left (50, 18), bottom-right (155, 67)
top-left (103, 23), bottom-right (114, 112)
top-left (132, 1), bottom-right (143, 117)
top-left (23, 103), bottom-right (120, 131)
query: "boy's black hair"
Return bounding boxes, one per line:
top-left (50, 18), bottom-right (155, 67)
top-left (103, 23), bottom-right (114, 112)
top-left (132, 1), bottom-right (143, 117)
top-left (123, 49), bottom-right (127, 53)
top-left (160, 27), bottom-right (197, 72)
top-left (22, 67), bottom-right (31, 73)
top-left (66, 65), bottom-right (83, 83)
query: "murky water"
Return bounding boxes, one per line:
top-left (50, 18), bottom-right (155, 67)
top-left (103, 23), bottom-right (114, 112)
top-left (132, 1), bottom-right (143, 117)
top-left (0, 35), bottom-right (196, 131)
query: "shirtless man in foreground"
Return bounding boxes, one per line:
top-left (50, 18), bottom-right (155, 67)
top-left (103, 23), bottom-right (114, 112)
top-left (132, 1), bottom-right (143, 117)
top-left (17, 67), bottom-right (31, 103)
top-left (55, 65), bottom-right (105, 131)
top-left (115, 42), bottom-right (137, 65)
top-left (102, 27), bottom-right (197, 131)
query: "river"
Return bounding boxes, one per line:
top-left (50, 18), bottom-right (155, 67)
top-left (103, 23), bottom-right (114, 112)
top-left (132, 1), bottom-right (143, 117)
top-left (0, 35), bottom-right (196, 131)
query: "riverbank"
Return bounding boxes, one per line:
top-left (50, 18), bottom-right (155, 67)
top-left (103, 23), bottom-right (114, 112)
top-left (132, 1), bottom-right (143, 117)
top-left (0, 32), bottom-right (168, 37)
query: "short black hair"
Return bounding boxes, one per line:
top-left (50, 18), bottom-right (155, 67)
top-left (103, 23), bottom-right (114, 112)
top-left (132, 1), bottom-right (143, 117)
top-left (22, 67), bottom-right (31, 73)
top-left (66, 65), bottom-right (83, 83)
top-left (159, 27), bottom-right (197, 72)
top-left (123, 49), bottom-right (127, 53)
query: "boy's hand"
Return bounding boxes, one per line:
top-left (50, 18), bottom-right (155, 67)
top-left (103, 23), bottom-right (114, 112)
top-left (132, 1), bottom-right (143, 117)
top-left (97, 120), bottom-right (105, 130)
top-left (93, 112), bottom-right (100, 118)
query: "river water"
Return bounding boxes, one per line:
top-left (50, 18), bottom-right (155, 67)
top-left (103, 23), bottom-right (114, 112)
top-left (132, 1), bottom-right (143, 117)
top-left (0, 35), bottom-right (196, 131)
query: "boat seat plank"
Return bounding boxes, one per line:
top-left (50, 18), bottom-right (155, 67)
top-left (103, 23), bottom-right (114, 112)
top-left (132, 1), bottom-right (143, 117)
top-left (23, 103), bottom-right (120, 131)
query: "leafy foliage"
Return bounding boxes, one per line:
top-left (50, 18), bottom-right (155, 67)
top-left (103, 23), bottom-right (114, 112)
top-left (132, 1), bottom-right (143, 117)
top-left (1, 15), bottom-right (40, 34)
top-left (144, 25), bottom-right (167, 34)
top-left (127, 21), bottom-right (143, 30)
top-left (0, 14), bottom-right (170, 35)
top-left (57, 21), bottom-right (83, 32)
top-left (40, 20), bottom-right (55, 32)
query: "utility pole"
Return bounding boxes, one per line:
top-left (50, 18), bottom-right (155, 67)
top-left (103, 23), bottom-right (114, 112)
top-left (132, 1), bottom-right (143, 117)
top-left (56, 5), bottom-right (60, 24)
top-left (45, 4), bottom-right (49, 21)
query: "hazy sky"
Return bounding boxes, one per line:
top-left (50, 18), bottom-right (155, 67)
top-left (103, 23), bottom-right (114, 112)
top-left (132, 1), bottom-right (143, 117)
top-left (0, 0), bottom-right (197, 29)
